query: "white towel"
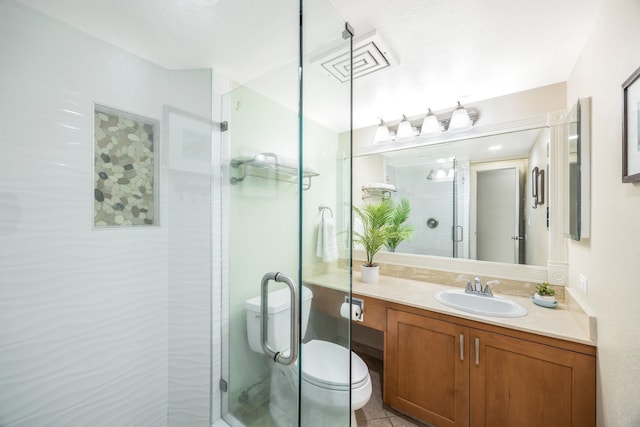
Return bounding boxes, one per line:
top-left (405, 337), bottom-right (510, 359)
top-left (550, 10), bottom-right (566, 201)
top-left (363, 182), bottom-right (396, 191)
top-left (352, 216), bottom-right (364, 250)
top-left (316, 217), bottom-right (339, 262)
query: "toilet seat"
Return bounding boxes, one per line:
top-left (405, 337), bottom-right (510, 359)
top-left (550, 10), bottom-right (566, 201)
top-left (296, 340), bottom-right (369, 391)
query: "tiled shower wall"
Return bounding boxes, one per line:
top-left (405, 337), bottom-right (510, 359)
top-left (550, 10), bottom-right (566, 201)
top-left (0, 3), bottom-right (213, 426)
top-left (387, 161), bottom-right (469, 258)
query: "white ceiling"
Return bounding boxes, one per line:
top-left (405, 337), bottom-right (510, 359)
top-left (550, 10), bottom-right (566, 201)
top-left (19, 0), bottom-right (603, 132)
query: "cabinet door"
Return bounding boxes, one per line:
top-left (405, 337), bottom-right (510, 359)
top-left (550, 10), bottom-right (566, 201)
top-left (470, 329), bottom-right (596, 427)
top-left (386, 309), bottom-right (469, 427)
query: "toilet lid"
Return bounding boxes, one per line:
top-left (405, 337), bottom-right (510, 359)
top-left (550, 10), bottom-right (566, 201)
top-left (298, 340), bottom-right (369, 390)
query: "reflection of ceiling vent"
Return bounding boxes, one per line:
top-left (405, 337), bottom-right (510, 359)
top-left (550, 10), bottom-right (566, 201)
top-left (312, 31), bottom-right (398, 83)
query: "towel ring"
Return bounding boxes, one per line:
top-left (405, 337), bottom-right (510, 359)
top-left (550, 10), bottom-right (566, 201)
top-left (318, 206), bottom-right (333, 219)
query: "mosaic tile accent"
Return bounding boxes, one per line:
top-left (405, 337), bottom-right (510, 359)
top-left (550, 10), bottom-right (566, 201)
top-left (94, 107), bottom-right (158, 227)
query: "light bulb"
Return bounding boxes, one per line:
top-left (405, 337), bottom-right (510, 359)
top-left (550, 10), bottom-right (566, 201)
top-left (396, 115), bottom-right (414, 140)
top-left (448, 101), bottom-right (472, 131)
top-left (373, 119), bottom-right (391, 144)
top-left (420, 109), bottom-right (441, 136)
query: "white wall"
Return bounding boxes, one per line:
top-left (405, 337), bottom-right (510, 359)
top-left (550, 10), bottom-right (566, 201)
top-left (566, 0), bottom-right (640, 424)
top-left (0, 3), bottom-right (212, 426)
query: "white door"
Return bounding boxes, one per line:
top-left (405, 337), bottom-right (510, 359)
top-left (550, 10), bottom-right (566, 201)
top-left (474, 167), bottom-right (521, 263)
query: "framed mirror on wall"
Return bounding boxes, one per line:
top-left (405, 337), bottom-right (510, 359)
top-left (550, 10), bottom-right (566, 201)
top-left (351, 110), bottom-right (571, 284)
top-left (563, 97), bottom-right (591, 241)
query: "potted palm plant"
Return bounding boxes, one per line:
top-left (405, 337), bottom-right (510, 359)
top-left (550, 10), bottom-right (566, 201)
top-left (385, 198), bottom-right (414, 252)
top-left (353, 199), bottom-right (394, 283)
top-left (353, 198), bottom-right (414, 283)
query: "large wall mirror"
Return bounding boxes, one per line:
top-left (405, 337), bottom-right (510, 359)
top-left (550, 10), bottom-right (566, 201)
top-left (351, 110), bottom-right (571, 284)
top-left (354, 127), bottom-right (549, 266)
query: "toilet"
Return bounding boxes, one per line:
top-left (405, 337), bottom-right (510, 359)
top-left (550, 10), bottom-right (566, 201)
top-left (245, 286), bottom-right (372, 426)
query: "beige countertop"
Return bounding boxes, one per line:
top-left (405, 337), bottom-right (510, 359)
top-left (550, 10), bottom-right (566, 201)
top-left (304, 271), bottom-right (596, 347)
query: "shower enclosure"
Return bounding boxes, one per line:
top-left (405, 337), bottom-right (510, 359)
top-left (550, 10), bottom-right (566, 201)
top-left (219, 0), bottom-right (354, 426)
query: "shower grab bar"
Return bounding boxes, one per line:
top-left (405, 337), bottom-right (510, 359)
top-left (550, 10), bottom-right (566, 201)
top-left (260, 272), bottom-right (298, 366)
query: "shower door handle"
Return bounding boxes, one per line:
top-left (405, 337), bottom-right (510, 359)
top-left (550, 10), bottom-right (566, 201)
top-left (260, 272), bottom-right (299, 366)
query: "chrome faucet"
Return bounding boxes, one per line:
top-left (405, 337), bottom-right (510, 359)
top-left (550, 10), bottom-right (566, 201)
top-left (463, 276), bottom-right (494, 297)
top-left (474, 277), bottom-right (482, 292)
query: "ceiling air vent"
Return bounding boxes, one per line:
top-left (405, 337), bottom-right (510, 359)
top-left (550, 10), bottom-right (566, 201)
top-left (311, 31), bottom-right (398, 83)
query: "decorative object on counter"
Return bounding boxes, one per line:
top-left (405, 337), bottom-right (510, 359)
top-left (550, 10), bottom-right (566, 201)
top-left (385, 198), bottom-right (414, 252)
top-left (532, 282), bottom-right (558, 308)
top-left (353, 198), bottom-right (414, 282)
top-left (353, 199), bottom-right (395, 283)
top-left (94, 106), bottom-right (158, 227)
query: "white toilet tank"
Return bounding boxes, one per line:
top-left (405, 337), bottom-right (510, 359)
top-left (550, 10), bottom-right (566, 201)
top-left (245, 285), bottom-right (313, 355)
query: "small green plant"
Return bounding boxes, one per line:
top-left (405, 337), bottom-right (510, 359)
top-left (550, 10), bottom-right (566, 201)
top-left (385, 198), bottom-right (414, 252)
top-left (535, 282), bottom-right (556, 296)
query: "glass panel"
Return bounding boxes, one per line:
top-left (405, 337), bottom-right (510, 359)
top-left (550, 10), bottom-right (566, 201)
top-left (300, 1), bottom-right (353, 426)
top-left (222, 0), bottom-right (353, 426)
top-left (223, 73), bottom-right (301, 426)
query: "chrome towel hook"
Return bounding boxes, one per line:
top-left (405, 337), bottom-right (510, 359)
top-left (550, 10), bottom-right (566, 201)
top-left (318, 205), bottom-right (333, 219)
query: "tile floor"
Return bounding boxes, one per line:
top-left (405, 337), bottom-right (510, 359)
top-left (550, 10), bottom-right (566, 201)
top-left (355, 353), bottom-right (428, 427)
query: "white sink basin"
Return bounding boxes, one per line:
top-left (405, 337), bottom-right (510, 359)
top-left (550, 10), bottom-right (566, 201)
top-left (434, 289), bottom-right (527, 318)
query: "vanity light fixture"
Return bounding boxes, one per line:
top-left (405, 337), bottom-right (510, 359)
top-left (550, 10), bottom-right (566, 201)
top-left (396, 115), bottom-right (414, 140)
top-left (373, 119), bottom-right (391, 144)
top-left (420, 108), bottom-right (441, 136)
top-left (373, 103), bottom-right (478, 144)
top-left (448, 101), bottom-right (473, 131)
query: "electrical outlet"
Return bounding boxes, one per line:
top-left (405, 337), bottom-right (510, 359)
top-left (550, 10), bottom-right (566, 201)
top-left (579, 274), bottom-right (589, 295)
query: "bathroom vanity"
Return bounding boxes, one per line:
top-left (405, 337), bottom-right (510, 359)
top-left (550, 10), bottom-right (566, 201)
top-left (306, 273), bottom-right (596, 427)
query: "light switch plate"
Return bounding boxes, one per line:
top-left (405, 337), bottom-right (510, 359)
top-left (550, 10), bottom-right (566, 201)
top-left (579, 274), bottom-right (589, 295)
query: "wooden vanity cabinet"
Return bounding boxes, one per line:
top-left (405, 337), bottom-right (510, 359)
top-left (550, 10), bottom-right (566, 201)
top-left (386, 309), bottom-right (469, 427)
top-left (469, 329), bottom-right (596, 427)
top-left (386, 308), bottom-right (596, 427)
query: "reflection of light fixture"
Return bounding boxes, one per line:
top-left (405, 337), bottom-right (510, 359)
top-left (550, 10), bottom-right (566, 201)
top-left (420, 108), bottom-right (441, 136)
top-left (447, 168), bottom-right (455, 179)
top-left (374, 119), bottom-right (391, 144)
top-left (372, 103), bottom-right (478, 144)
top-left (448, 101), bottom-right (472, 131)
top-left (435, 167), bottom-right (447, 179)
top-left (396, 115), bottom-right (414, 140)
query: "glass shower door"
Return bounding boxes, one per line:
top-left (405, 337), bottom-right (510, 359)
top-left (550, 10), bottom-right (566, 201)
top-left (221, 0), bottom-right (353, 426)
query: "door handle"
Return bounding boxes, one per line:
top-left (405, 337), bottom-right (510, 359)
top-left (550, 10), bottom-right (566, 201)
top-left (260, 272), bottom-right (298, 366)
top-left (511, 236), bottom-right (524, 240)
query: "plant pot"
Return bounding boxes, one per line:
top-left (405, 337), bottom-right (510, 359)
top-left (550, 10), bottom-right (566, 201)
top-left (533, 293), bottom-right (556, 303)
top-left (360, 264), bottom-right (380, 283)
